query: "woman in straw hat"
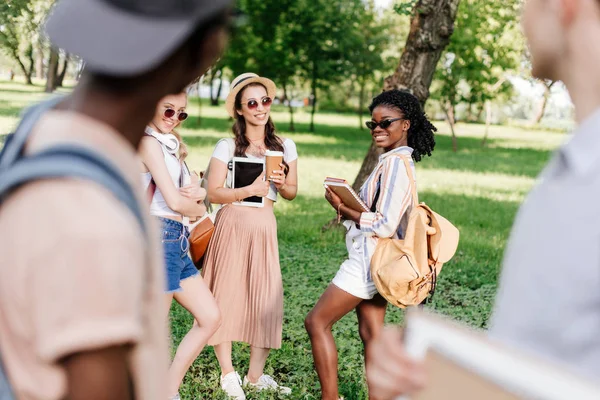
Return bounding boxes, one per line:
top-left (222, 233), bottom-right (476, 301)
top-left (202, 73), bottom-right (298, 399)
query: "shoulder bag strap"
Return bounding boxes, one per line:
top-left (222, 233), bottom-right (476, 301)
top-left (398, 155), bottom-right (418, 205)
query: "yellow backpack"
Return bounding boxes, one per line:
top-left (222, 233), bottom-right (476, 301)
top-left (370, 156), bottom-right (460, 308)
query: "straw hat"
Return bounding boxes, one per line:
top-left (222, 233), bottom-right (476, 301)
top-left (225, 73), bottom-right (277, 118)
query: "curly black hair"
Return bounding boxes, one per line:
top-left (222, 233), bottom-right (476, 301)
top-left (368, 90), bottom-right (436, 162)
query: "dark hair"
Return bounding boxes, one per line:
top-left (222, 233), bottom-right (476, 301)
top-left (86, 9), bottom-right (230, 93)
top-left (232, 83), bottom-right (288, 172)
top-left (368, 90), bottom-right (436, 162)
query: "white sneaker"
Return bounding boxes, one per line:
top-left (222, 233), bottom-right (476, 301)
top-left (220, 371), bottom-right (246, 399)
top-left (243, 374), bottom-right (292, 395)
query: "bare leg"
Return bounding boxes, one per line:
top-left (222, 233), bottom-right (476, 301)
top-left (164, 292), bottom-right (174, 319)
top-left (166, 276), bottom-right (221, 396)
top-left (304, 284), bottom-right (364, 400)
top-left (213, 341), bottom-right (235, 377)
top-left (246, 347), bottom-right (270, 382)
top-left (356, 294), bottom-right (387, 400)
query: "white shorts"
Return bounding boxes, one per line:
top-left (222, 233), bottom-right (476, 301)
top-left (331, 224), bottom-right (378, 300)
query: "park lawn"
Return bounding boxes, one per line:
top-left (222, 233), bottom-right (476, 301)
top-left (0, 81), bottom-right (563, 399)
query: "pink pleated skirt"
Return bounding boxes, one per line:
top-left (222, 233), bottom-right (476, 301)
top-left (202, 204), bottom-right (283, 349)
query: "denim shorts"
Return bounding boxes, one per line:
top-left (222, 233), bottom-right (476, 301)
top-left (158, 217), bottom-right (199, 293)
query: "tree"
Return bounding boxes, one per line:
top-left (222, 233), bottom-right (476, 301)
top-left (347, 1), bottom-right (389, 130)
top-left (45, 46), bottom-right (59, 92)
top-left (207, 63), bottom-right (225, 106)
top-left (220, 0), bottom-right (305, 130)
top-left (0, 0), bottom-right (35, 84)
top-left (0, 0), bottom-right (55, 84)
top-left (531, 79), bottom-right (555, 125)
top-left (352, 0), bottom-right (461, 191)
top-left (292, 0), bottom-right (365, 131)
top-left (56, 52), bottom-right (69, 87)
top-left (432, 0), bottom-right (522, 129)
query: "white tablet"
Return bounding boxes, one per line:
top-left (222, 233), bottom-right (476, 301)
top-left (231, 157), bottom-right (265, 208)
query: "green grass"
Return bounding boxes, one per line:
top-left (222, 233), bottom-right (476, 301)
top-left (0, 81), bottom-right (562, 399)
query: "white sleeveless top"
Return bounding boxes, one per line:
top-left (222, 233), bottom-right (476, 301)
top-left (141, 128), bottom-right (186, 217)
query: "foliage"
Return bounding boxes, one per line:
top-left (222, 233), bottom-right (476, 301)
top-left (431, 0), bottom-right (524, 121)
top-left (220, 0), bottom-right (390, 131)
top-left (0, 0), bottom-right (54, 84)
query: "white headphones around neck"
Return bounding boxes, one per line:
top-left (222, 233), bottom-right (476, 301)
top-left (145, 126), bottom-right (180, 155)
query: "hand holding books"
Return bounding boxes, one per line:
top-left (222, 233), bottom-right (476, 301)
top-left (324, 177), bottom-right (370, 224)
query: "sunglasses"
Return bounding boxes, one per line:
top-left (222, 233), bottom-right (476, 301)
top-left (365, 118), bottom-right (403, 130)
top-left (164, 108), bottom-right (188, 122)
top-left (242, 97), bottom-right (273, 110)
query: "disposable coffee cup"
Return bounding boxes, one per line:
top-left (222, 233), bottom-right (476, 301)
top-left (265, 150), bottom-right (284, 181)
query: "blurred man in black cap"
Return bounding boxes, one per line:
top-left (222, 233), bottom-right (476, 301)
top-left (0, 1), bottom-right (233, 399)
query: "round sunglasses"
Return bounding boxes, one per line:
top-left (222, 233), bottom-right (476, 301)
top-left (365, 117), bottom-right (403, 130)
top-left (241, 96), bottom-right (273, 110)
top-left (164, 108), bottom-right (188, 122)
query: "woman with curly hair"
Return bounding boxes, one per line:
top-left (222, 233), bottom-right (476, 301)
top-left (304, 89), bottom-right (436, 400)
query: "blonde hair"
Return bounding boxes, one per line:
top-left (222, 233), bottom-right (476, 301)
top-left (171, 129), bottom-right (188, 161)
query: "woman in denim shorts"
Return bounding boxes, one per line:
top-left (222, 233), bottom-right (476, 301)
top-left (140, 92), bottom-right (220, 400)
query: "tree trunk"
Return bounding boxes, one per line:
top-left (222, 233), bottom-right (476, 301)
top-left (10, 43), bottom-right (33, 85)
top-left (36, 41), bottom-right (44, 80)
top-left (466, 102), bottom-right (474, 122)
top-left (531, 80), bottom-right (555, 125)
top-left (213, 70), bottom-right (224, 106)
top-left (352, 0), bottom-right (461, 190)
top-left (194, 78), bottom-right (202, 127)
top-left (284, 83), bottom-right (295, 132)
top-left (13, 56), bottom-right (33, 85)
top-left (45, 47), bottom-right (59, 93)
top-left (76, 60), bottom-right (85, 81)
top-left (444, 100), bottom-right (458, 152)
top-left (25, 43), bottom-right (35, 84)
top-left (358, 75), bottom-right (366, 130)
top-left (56, 53), bottom-right (69, 87)
top-left (475, 104), bottom-right (484, 122)
top-left (310, 62), bottom-right (318, 132)
top-left (481, 100), bottom-right (492, 147)
top-left (209, 67), bottom-right (218, 106)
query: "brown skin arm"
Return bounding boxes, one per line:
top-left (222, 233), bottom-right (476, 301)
top-left (324, 186), bottom-right (362, 224)
top-left (61, 344), bottom-right (134, 400)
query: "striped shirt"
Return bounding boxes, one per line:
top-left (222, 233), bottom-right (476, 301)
top-left (350, 146), bottom-right (416, 281)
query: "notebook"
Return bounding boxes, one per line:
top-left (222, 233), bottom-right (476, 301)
top-left (323, 177), bottom-right (369, 212)
top-left (232, 157), bottom-right (264, 207)
top-left (397, 309), bottom-right (600, 400)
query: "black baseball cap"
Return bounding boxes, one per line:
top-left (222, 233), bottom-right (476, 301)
top-left (44, 0), bottom-right (233, 76)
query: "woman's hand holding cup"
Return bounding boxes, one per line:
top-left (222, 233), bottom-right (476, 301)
top-left (270, 163), bottom-right (286, 189)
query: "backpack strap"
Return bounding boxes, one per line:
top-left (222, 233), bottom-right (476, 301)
top-left (399, 155), bottom-right (418, 205)
top-left (370, 154), bottom-right (418, 213)
top-left (0, 351), bottom-right (14, 399)
top-left (0, 144), bottom-right (147, 234)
